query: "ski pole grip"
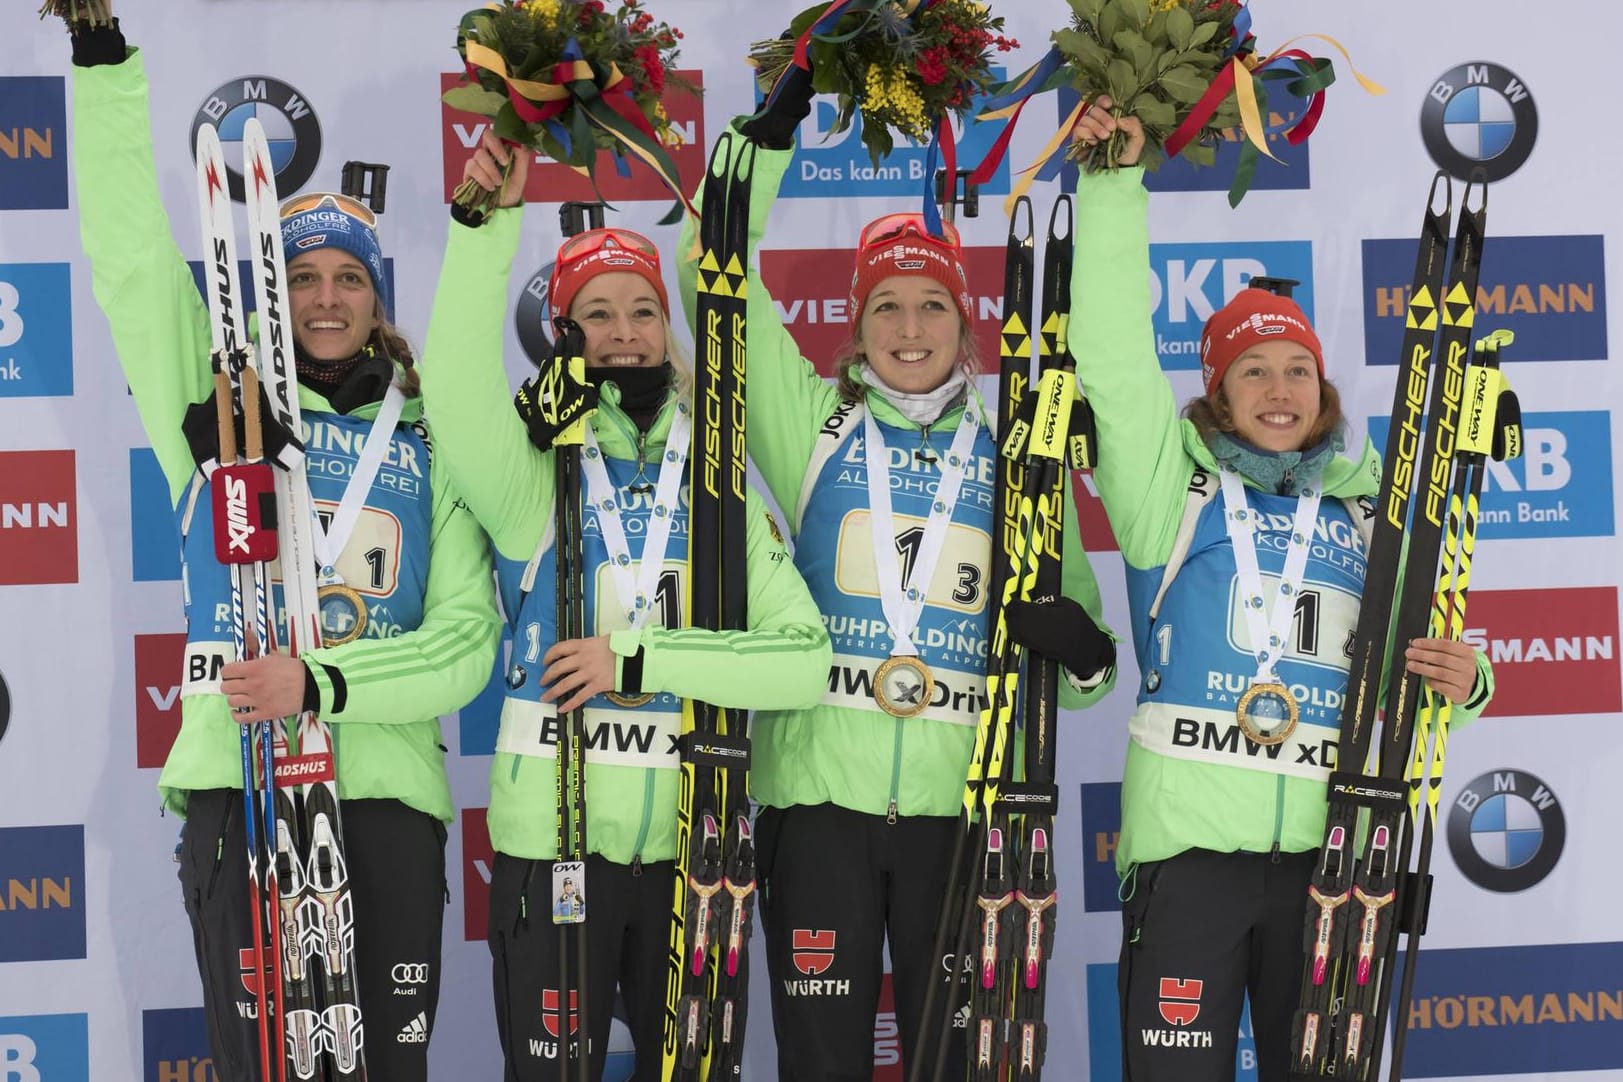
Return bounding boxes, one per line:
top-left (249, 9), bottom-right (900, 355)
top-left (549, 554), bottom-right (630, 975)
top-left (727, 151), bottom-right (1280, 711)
top-left (214, 366), bottom-right (238, 465)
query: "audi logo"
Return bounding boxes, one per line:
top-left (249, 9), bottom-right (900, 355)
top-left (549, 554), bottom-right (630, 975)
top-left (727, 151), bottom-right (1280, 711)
top-left (392, 963), bottom-right (431, 984)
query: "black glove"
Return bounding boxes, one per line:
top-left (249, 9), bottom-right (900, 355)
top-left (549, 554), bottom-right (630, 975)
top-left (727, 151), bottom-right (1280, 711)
top-left (513, 318), bottom-right (599, 452)
top-left (67, 13), bottom-right (125, 66)
top-left (740, 44), bottom-right (816, 150)
top-left (182, 376), bottom-right (304, 472)
top-left (1004, 597), bottom-right (1116, 683)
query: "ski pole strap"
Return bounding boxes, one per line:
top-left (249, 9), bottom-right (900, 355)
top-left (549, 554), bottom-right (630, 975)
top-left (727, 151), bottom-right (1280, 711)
top-left (580, 403), bottom-right (692, 630)
top-left (862, 405), bottom-right (981, 656)
top-left (310, 383), bottom-right (405, 582)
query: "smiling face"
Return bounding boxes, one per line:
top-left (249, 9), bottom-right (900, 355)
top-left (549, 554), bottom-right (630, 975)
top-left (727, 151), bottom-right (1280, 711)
top-left (568, 271), bottom-right (667, 369)
top-left (1218, 339), bottom-right (1323, 452)
top-left (288, 248), bottom-right (379, 361)
top-left (855, 275), bottom-right (965, 395)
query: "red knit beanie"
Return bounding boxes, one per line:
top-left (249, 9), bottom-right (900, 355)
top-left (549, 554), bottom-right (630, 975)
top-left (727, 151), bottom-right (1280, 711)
top-left (549, 230), bottom-right (669, 321)
top-left (849, 217), bottom-right (974, 328)
top-left (1199, 288), bottom-right (1324, 397)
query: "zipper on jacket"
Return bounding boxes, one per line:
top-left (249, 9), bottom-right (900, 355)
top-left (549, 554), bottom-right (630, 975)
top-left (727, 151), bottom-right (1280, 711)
top-left (887, 717), bottom-right (905, 824)
top-left (630, 768), bottom-right (656, 868)
top-left (1272, 774), bottom-right (1287, 858)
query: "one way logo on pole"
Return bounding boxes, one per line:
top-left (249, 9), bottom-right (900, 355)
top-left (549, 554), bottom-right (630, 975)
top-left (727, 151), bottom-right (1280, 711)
top-left (1158, 976), bottom-right (1203, 1026)
top-left (792, 929), bottom-right (837, 976)
top-left (541, 989), bottom-right (579, 1039)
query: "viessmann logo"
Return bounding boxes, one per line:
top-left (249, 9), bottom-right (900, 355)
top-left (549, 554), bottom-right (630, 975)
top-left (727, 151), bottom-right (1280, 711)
top-left (758, 244), bottom-right (1007, 373)
top-left (0, 449), bottom-right (78, 585)
top-left (439, 71), bottom-right (705, 205)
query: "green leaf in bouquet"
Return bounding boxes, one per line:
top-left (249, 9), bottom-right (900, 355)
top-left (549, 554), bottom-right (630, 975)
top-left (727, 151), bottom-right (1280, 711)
top-left (1055, 28), bottom-right (1111, 72)
top-left (1189, 18), bottom-right (1221, 47)
top-left (1069, 0), bottom-right (1107, 21)
top-left (1166, 5), bottom-right (1194, 50)
top-left (861, 123), bottom-right (895, 167)
top-left (441, 83), bottom-right (510, 119)
top-left (492, 105), bottom-right (534, 150)
top-left (1181, 138), bottom-right (1217, 168)
top-left (1135, 97), bottom-right (1177, 128)
top-left (1158, 64), bottom-right (1209, 104)
top-left (1097, 5), bottom-right (1120, 47)
top-left (1113, 29), bottom-right (1153, 76)
top-left (1117, 0), bottom-right (1150, 31)
top-left (1106, 57), bottom-right (1138, 102)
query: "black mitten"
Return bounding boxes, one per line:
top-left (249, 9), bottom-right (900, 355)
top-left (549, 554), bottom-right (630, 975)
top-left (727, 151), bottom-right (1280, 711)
top-left (68, 14), bottom-right (126, 66)
top-left (1004, 597), bottom-right (1116, 682)
top-left (740, 48), bottom-right (816, 150)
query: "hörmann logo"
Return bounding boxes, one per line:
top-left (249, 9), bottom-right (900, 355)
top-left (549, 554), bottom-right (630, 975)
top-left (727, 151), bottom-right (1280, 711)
top-left (1, 77), bottom-right (69, 210)
top-left (0, 825), bottom-right (86, 962)
top-left (190, 76), bottom-right (323, 202)
top-left (1362, 235), bottom-right (1606, 364)
top-left (1421, 62), bottom-right (1538, 183)
top-left (0, 449), bottom-right (77, 585)
top-left (1462, 586), bottom-right (1621, 717)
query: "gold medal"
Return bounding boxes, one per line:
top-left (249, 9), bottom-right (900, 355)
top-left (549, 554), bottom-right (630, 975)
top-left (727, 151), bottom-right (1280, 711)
top-left (604, 690), bottom-right (655, 709)
top-left (874, 655), bottom-right (934, 718)
top-left (1236, 680), bottom-right (1299, 746)
top-left (316, 583), bottom-right (368, 646)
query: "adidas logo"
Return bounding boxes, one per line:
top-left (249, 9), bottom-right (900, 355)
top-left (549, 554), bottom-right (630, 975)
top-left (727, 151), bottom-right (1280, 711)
top-left (397, 1011), bottom-right (428, 1044)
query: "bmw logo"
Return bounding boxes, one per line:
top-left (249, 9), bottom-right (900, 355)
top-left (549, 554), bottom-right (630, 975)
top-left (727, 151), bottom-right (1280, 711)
top-left (1420, 62), bottom-right (1538, 183)
top-left (515, 261), bottom-right (560, 368)
top-left (1447, 768), bottom-right (1565, 892)
top-left (506, 664), bottom-right (528, 690)
top-left (191, 76), bottom-right (323, 202)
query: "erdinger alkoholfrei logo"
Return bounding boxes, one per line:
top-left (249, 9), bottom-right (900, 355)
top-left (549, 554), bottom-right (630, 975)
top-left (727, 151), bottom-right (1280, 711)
top-left (1448, 769), bottom-right (1566, 892)
top-left (1421, 62), bottom-right (1538, 183)
top-left (190, 76), bottom-right (323, 202)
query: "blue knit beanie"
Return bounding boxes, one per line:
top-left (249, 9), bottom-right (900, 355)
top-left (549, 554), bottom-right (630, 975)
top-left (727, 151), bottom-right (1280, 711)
top-left (280, 195), bottom-right (389, 311)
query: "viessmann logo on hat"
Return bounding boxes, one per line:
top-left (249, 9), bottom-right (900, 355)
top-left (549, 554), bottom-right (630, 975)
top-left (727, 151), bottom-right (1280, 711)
top-left (1224, 311), bottom-right (1310, 340)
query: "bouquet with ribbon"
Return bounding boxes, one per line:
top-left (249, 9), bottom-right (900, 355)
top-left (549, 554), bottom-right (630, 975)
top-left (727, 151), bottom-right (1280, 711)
top-left (749, 0), bottom-right (1018, 233)
top-left (37, 0), bottom-right (113, 27)
top-left (973, 0), bottom-right (1382, 206)
top-left (444, 0), bottom-right (698, 222)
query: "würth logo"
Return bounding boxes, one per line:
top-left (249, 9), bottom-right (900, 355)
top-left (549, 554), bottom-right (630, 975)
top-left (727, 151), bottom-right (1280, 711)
top-left (792, 928), bottom-right (837, 976)
top-left (541, 989), bottom-right (579, 1039)
top-left (1158, 976), bottom-right (1203, 1026)
top-left (0, 449), bottom-right (77, 584)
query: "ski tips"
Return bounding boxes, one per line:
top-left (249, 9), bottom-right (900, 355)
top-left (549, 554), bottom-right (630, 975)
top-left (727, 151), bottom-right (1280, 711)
top-left (1425, 169), bottom-right (1452, 219)
top-left (1460, 165), bottom-right (1489, 216)
top-left (1044, 192), bottom-right (1073, 243)
top-left (1008, 194), bottom-right (1036, 244)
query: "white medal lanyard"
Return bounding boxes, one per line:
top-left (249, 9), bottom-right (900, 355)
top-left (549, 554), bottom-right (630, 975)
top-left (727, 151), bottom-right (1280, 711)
top-left (1218, 467), bottom-right (1321, 687)
top-left (311, 384), bottom-right (407, 585)
top-left (580, 404), bottom-right (693, 630)
top-left (863, 406), bottom-right (981, 657)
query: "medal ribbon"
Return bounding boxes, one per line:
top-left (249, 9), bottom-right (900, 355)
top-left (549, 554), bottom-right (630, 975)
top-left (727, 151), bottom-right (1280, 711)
top-left (311, 384), bottom-right (406, 584)
top-left (579, 405), bottom-right (692, 631)
top-left (863, 405), bottom-right (981, 657)
top-left (1218, 467), bottom-right (1321, 685)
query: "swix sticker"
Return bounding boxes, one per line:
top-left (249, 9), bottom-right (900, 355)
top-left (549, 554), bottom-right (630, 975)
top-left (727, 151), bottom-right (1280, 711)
top-left (1159, 977), bottom-right (1204, 1026)
top-left (791, 928), bottom-right (836, 976)
top-left (1462, 587), bottom-right (1621, 717)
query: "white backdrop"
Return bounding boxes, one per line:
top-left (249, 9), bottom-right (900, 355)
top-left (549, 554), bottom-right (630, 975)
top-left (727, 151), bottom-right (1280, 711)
top-left (1, 2), bottom-right (1619, 1079)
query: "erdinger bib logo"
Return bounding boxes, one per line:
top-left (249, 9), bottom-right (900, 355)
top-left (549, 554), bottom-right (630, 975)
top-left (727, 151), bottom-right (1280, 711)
top-left (191, 76), bottom-right (323, 202)
top-left (1447, 769), bottom-right (1566, 892)
top-left (1421, 63), bottom-right (1538, 183)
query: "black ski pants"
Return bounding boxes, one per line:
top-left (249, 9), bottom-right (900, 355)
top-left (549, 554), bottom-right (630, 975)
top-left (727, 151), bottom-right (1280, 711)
top-left (177, 789), bottom-right (448, 1082)
top-left (756, 802), bottom-right (968, 1082)
top-left (1117, 847), bottom-right (1315, 1082)
top-left (488, 852), bottom-right (681, 1082)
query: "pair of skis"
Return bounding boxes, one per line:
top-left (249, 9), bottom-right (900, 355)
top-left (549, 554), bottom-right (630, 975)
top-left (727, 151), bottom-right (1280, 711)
top-left (661, 129), bottom-right (757, 1081)
top-left (912, 194), bottom-right (1094, 1082)
top-left (197, 117), bottom-right (366, 1081)
top-left (1289, 170), bottom-right (1521, 1082)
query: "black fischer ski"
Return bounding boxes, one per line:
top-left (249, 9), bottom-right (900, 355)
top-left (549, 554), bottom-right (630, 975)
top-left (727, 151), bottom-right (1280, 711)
top-left (1384, 329), bottom-right (1521, 1080)
top-left (663, 127), bottom-right (755, 1082)
top-left (548, 313), bottom-right (596, 1080)
top-left (915, 194), bottom-right (1094, 1082)
top-left (1289, 169), bottom-right (1487, 1082)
